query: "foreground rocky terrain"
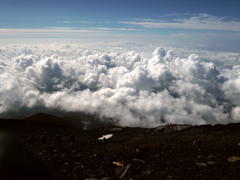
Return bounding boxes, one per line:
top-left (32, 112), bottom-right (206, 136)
top-left (0, 113), bottom-right (240, 180)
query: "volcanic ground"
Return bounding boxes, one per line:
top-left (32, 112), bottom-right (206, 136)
top-left (1, 113), bottom-right (240, 180)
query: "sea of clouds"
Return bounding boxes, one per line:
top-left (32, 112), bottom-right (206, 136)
top-left (0, 44), bottom-right (239, 127)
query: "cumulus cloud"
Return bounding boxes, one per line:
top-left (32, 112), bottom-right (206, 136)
top-left (0, 44), bottom-right (240, 127)
top-left (232, 107), bottom-right (240, 122)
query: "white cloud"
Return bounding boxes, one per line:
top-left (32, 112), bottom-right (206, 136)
top-left (120, 14), bottom-right (240, 32)
top-left (0, 28), bottom-right (109, 34)
top-left (57, 20), bottom-right (111, 24)
top-left (232, 107), bottom-right (240, 122)
top-left (0, 27), bottom-right (138, 37)
top-left (0, 44), bottom-right (239, 127)
top-left (89, 27), bottom-right (138, 31)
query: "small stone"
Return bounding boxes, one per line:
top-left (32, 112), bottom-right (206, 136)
top-left (115, 167), bottom-right (124, 176)
top-left (88, 174), bottom-right (97, 178)
top-left (74, 161), bottom-right (81, 165)
top-left (72, 165), bottom-right (82, 178)
top-left (53, 149), bottom-right (58, 153)
top-left (85, 178), bottom-right (98, 180)
top-left (207, 161), bottom-right (216, 165)
top-left (142, 169), bottom-right (152, 176)
top-left (63, 169), bottom-right (67, 173)
top-left (166, 175), bottom-right (174, 180)
top-left (101, 177), bottom-right (112, 180)
top-left (227, 156), bottom-right (240, 163)
top-left (120, 163), bottom-right (131, 179)
top-left (113, 161), bottom-right (124, 167)
top-left (76, 153), bottom-right (82, 157)
top-left (207, 154), bottom-right (216, 160)
top-left (195, 162), bottom-right (207, 167)
top-left (61, 153), bottom-right (65, 158)
top-left (133, 158), bottom-right (146, 163)
top-left (93, 154), bottom-right (97, 157)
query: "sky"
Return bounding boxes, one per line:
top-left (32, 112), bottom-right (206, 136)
top-left (1, 0), bottom-right (240, 126)
top-left (0, 0), bottom-right (240, 52)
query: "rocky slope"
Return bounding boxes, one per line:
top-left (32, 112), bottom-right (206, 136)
top-left (1, 114), bottom-right (240, 180)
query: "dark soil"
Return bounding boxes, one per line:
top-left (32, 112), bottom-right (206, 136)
top-left (1, 113), bottom-right (240, 180)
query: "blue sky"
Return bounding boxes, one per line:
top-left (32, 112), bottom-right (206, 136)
top-left (0, 0), bottom-right (240, 52)
top-left (1, 0), bottom-right (240, 28)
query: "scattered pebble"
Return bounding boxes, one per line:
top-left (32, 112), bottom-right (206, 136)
top-left (207, 161), bottom-right (216, 165)
top-left (207, 154), bottom-right (216, 159)
top-left (166, 175), bottom-right (174, 180)
top-left (120, 163), bottom-right (131, 179)
top-left (101, 177), bottom-right (112, 180)
top-left (195, 162), bottom-right (207, 167)
top-left (133, 158), bottom-right (146, 163)
top-left (115, 167), bottom-right (124, 176)
top-left (227, 156), bottom-right (240, 163)
top-left (98, 134), bottom-right (113, 141)
top-left (72, 165), bottom-right (82, 178)
top-left (142, 169), bottom-right (152, 176)
top-left (113, 161), bottom-right (124, 167)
